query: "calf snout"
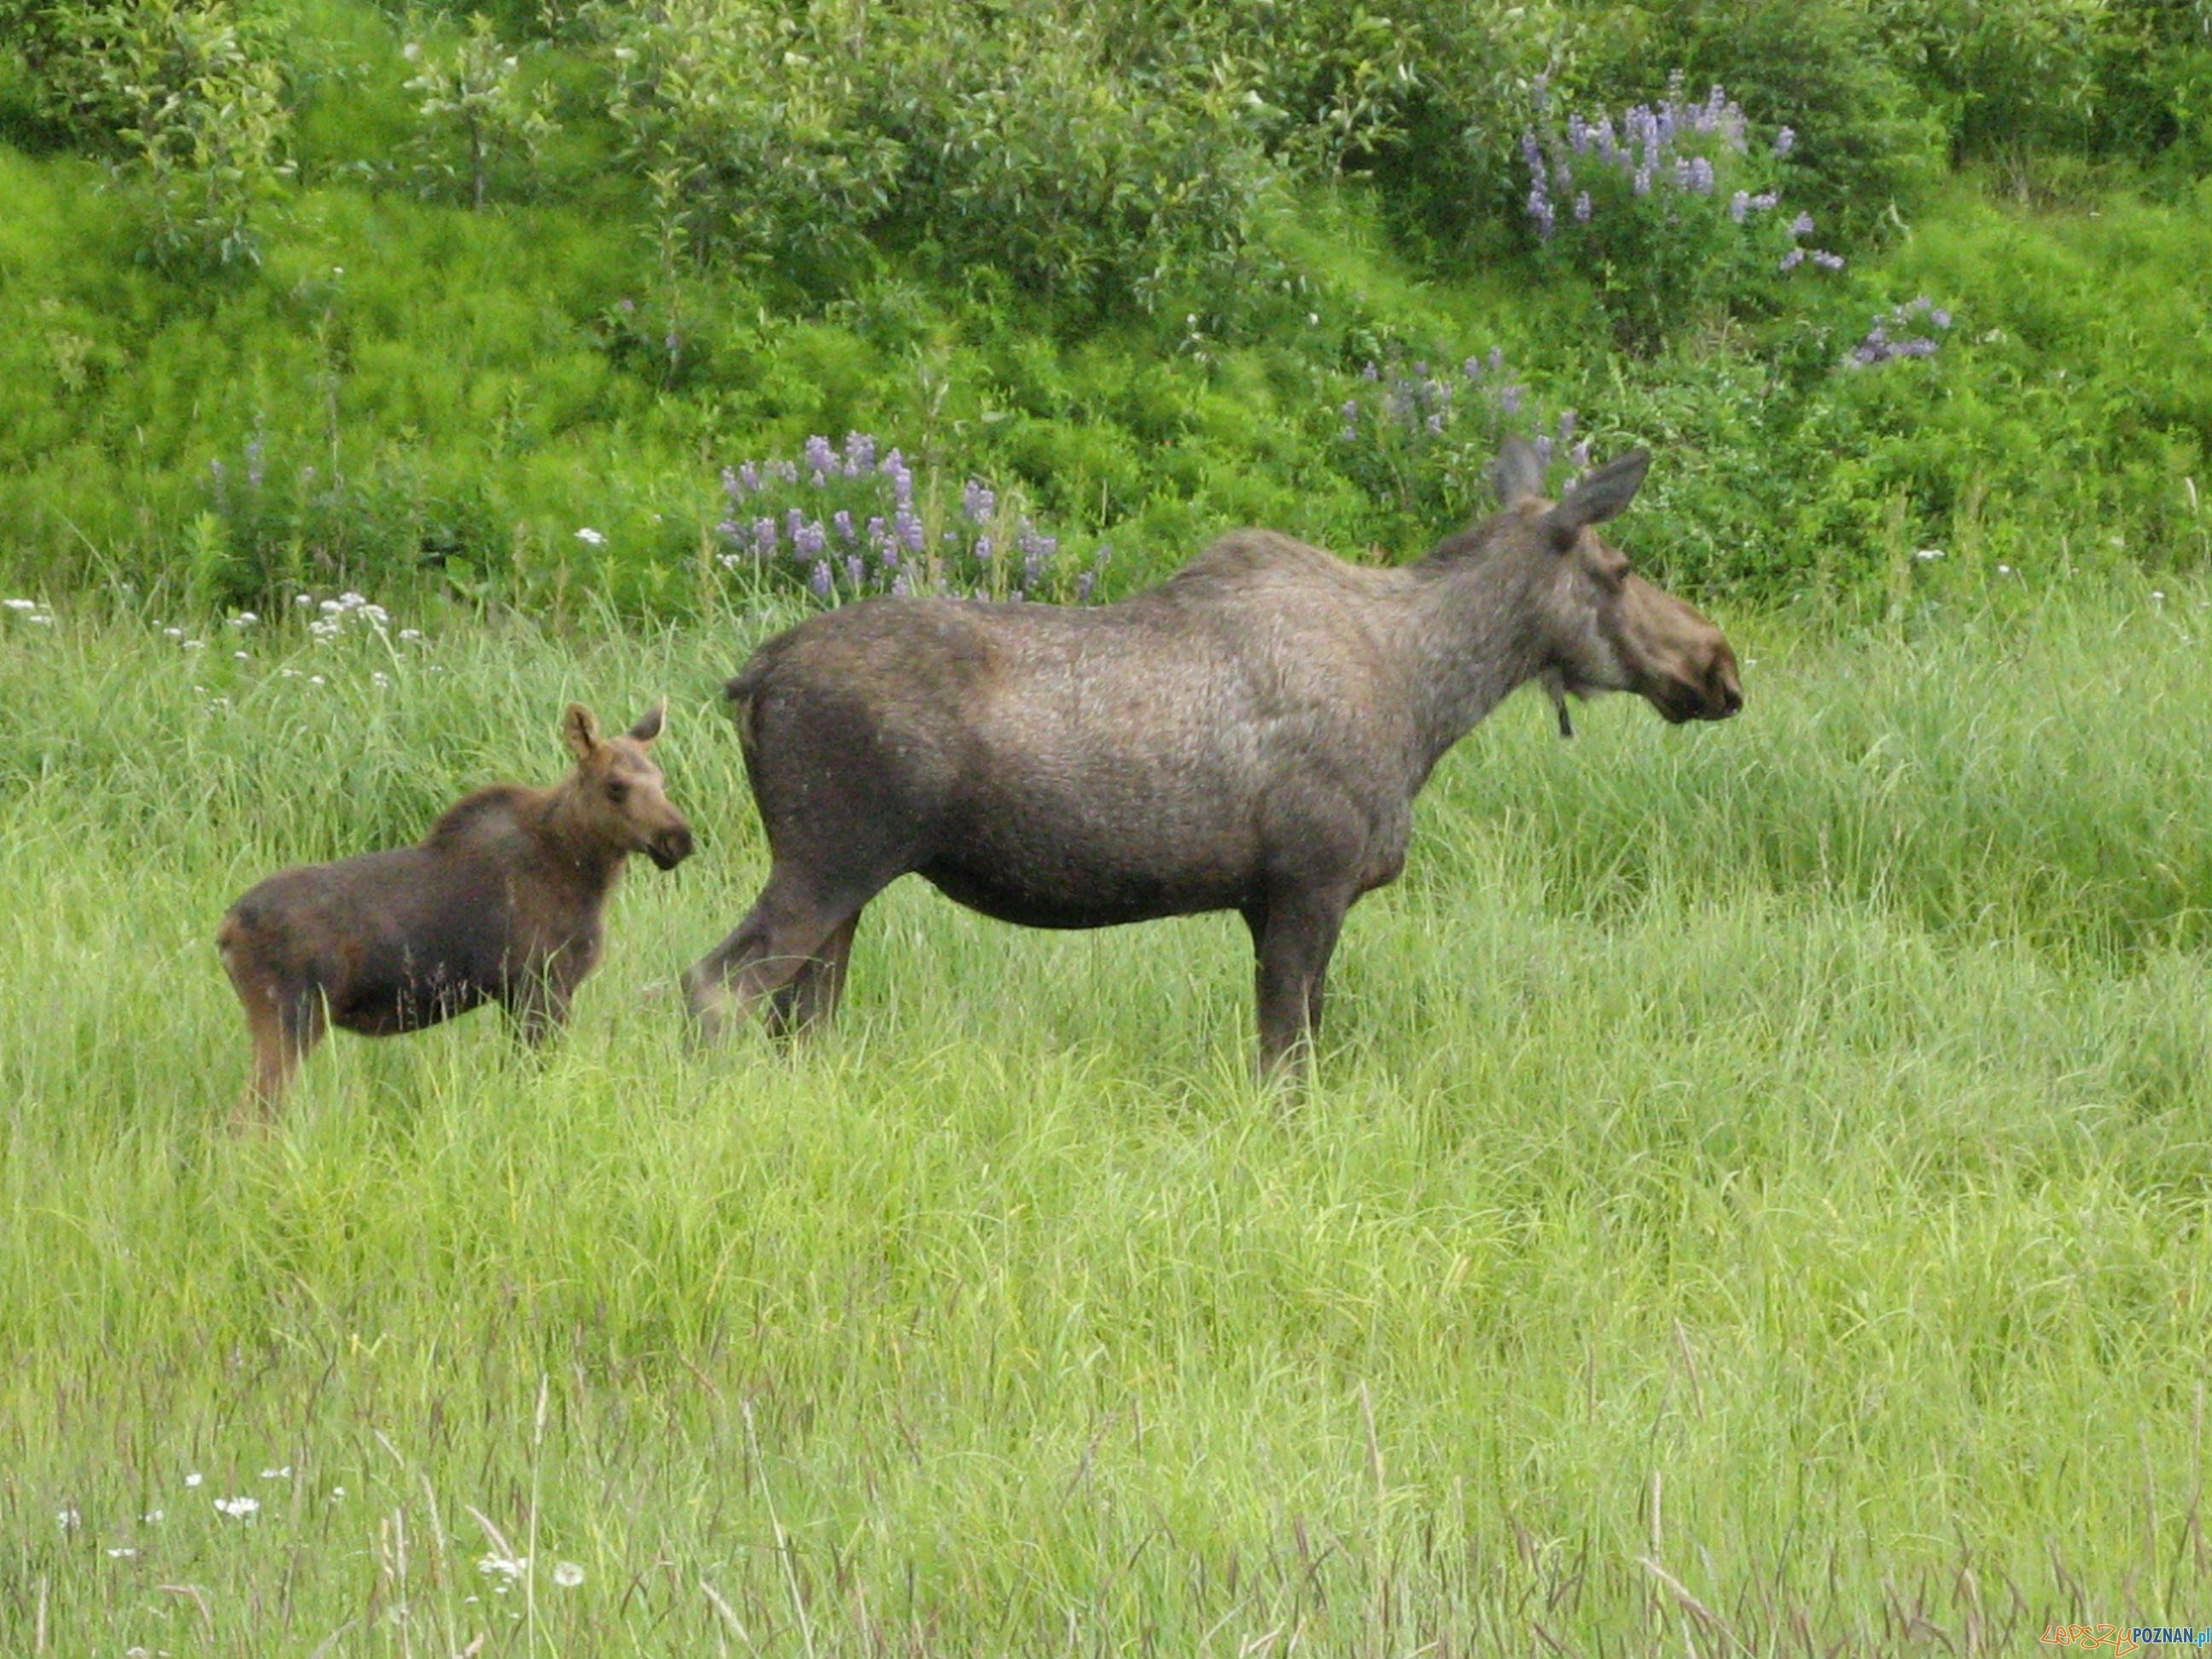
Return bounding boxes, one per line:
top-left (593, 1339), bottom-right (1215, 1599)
top-left (646, 822), bottom-right (696, 870)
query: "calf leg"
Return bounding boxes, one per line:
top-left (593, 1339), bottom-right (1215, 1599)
top-left (685, 864), bottom-right (882, 1045)
top-left (1243, 885), bottom-right (1354, 1080)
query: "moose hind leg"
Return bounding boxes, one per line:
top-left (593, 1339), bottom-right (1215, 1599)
top-left (686, 865), bottom-right (881, 1045)
top-left (766, 911), bottom-right (861, 1038)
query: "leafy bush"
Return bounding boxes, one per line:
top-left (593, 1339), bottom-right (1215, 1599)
top-left (1561, 0), bottom-right (1943, 245)
top-left (2, 0), bottom-right (294, 268)
top-left (399, 11), bottom-right (556, 209)
top-left (1518, 78), bottom-right (1842, 351)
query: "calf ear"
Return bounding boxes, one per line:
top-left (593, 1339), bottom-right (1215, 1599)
top-left (563, 703), bottom-right (602, 760)
top-left (626, 698), bottom-right (667, 745)
top-left (1542, 448), bottom-right (1649, 546)
top-left (1492, 436), bottom-right (1547, 508)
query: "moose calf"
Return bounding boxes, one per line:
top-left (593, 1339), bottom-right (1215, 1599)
top-left (686, 439), bottom-right (1742, 1076)
top-left (220, 701), bottom-right (693, 1121)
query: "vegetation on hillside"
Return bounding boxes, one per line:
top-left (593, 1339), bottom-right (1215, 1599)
top-left (3, 0), bottom-right (2212, 613)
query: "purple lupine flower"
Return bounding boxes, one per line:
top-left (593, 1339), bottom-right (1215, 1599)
top-left (1812, 250), bottom-right (1845, 271)
top-left (754, 517), bottom-right (777, 556)
top-left (786, 508), bottom-right (806, 541)
top-left (1534, 435), bottom-right (1553, 468)
top-left (721, 466), bottom-right (742, 504)
top-left (1931, 307), bottom-right (1952, 329)
top-left (1499, 385), bottom-right (1523, 416)
top-left (890, 572), bottom-right (910, 597)
top-left (209, 458), bottom-right (227, 486)
top-left (1339, 399), bottom-right (1359, 439)
top-left (1633, 166), bottom-right (1652, 196)
top-left (843, 431), bottom-right (875, 474)
top-left (804, 434), bottom-right (835, 476)
top-left (972, 534), bottom-right (994, 562)
top-left (1077, 571), bottom-right (1096, 602)
top-left (1426, 413), bottom-right (1446, 436)
top-left (1557, 409), bottom-right (1576, 442)
top-left (1362, 361), bottom-right (1380, 381)
top-left (740, 461), bottom-right (761, 494)
top-left (1568, 114), bottom-right (1590, 153)
top-left (1464, 356), bottom-right (1484, 381)
top-left (1730, 190), bottom-right (1749, 224)
top-left (772, 459), bottom-right (800, 485)
top-left (1790, 211), bottom-right (1815, 238)
top-left (833, 509), bottom-right (855, 544)
top-left (1528, 183), bottom-right (1556, 239)
top-left (245, 434), bottom-right (265, 490)
top-left (1779, 247), bottom-right (1806, 271)
top-left (866, 515), bottom-right (888, 544)
top-left (1574, 191), bottom-right (1592, 224)
top-left (1773, 126), bottom-right (1796, 159)
top-left (1570, 439), bottom-right (1591, 469)
top-left (795, 520), bottom-right (827, 557)
top-left (846, 556), bottom-right (865, 588)
top-left (895, 507), bottom-right (924, 552)
top-left (1686, 156), bottom-right (1714, 194)
top-left (808, 562), bottom-right (831, 597)
top-left (1748, 191), bottom-right (1779, 212)
top-left (1896, 337), bottom-right (1937, 357)
top-left (963, 480), bottom-right (996, 524)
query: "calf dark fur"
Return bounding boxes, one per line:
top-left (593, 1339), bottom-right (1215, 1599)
top-left (220, 701), bottom-right (693, 1120)
top-left (686, 440), bottom-right (1741, 1074)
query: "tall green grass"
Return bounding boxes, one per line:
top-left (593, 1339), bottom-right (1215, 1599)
top-left (3, 574), bottom-right (2209, 1652)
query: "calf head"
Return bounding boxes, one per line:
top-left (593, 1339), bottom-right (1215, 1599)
top-left (562, 701), bottom-right (695, 869)
top-left (1493, 439), bottom-right (1743, 730)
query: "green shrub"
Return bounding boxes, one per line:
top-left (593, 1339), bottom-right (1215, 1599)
top-left (1518, 77), bottom-right (1844, 352)
top-left (3, 0), bottom-right (295, 269)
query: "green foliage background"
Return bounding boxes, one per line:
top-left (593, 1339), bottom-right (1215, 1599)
top-left (1, 0), bottom-right (2210, 613)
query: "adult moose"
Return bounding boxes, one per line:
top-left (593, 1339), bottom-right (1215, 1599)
top-left (686, 439), bottom-right (1741, 1074)
top-left (220, 701), bottom-right (693, 1120)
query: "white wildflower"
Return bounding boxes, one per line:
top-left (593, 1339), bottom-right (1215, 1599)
top-left (478, 1552), bottom-right (529, 1580)
top-left (184, 1473), bottom-right (203, 1487)
top-left (213, 1495), bottom-right (260, 1519)
top-left (574, 527), bottom-right (606, 546)
top-left (57, 1507), bottom-right (80, 1530)
top-left (1914, 547), bottom-right (1943, 561)
top-left (107, 1545), bottom-right (138, 1558)
top-left (260, 1466), bottom-right (291, 1481)
top-left (553, 1561), bottom-right (585, 1588)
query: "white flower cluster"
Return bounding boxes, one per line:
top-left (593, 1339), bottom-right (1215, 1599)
top-left (305, 591), bottom-right (392, 640)
top-left (4, 597), bottom-right (54, 626)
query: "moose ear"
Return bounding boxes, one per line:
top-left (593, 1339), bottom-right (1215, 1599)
top-left (626, 698), bottom-right (667, 746)
top-left (562, 703), bottom-right (602, 761)
top-left (1492, 437), bottom-right (1548, 508)
top-left (1542, 448), bottom-right (1650, 546)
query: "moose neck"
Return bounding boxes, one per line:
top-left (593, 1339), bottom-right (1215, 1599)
top-left (535, 783), bottom-right (626, 893)
top-left (1399, 533), bottom-right (1554, 771)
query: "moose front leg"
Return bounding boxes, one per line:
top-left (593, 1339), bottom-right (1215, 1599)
top-left (1244, 884), bottom-right (1354, 1079)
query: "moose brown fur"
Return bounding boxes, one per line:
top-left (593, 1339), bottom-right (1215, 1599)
top-left (685, 440), bottom-right (1741, 1074)
top-left (220, 701), bottom-right (693, 1120)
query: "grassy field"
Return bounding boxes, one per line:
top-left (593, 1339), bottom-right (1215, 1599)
top-left (4, 567), bottom-right (2211, 1655)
